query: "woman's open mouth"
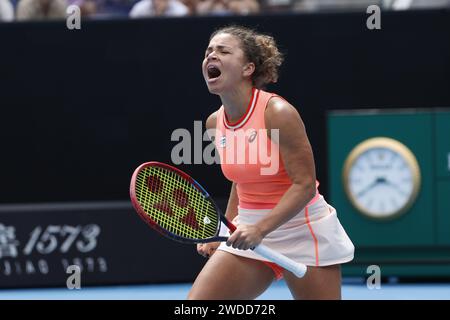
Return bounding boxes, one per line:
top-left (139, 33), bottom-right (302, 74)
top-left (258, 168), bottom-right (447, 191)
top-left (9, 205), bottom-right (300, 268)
top-left (207, 65), bottom-right (222, 82)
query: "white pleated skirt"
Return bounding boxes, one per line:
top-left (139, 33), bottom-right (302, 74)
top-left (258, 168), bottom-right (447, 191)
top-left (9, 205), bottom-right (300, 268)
top-left (217, 195), bottom-right (355, 267)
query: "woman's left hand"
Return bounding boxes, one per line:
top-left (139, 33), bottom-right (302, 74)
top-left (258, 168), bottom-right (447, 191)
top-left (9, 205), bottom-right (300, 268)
top-left (226, 224), bottom-right (264, 250)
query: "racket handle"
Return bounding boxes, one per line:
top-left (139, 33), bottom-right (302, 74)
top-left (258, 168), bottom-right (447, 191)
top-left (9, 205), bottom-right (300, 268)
top-left (252, 244), bottom-right (307, 278)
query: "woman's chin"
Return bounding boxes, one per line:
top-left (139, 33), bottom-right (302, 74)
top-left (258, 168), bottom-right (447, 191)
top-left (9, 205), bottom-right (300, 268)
top-left (206, 83), bottom-right (223, 95)
top-left (208, 87), bottom-right (221, 95)
top-left (205, 76), bottom-right (227, 95)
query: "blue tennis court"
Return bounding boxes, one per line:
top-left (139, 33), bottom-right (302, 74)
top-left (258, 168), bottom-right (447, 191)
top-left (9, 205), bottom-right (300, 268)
top-left (1, 0), bottom-right (450, 303)
top-left (1, 279), bottom-right (449, 300)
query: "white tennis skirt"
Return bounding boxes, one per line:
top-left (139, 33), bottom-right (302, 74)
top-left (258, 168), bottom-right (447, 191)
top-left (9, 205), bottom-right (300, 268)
top-left (217, 195), bottom-right (355, 267)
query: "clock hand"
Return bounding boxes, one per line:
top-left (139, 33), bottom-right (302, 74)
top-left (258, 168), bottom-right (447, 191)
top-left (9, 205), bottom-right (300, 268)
top-left (356, 178), bottom-right (383, 198)
top-left (383, 179), bottom-right (408, 197)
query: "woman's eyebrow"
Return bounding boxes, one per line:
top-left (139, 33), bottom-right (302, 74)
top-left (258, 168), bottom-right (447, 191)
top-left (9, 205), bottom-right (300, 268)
top-left (205, 45), bottom-right (232, 53)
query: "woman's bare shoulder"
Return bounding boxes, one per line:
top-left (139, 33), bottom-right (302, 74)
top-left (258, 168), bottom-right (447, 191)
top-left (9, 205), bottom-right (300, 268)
top-left (206, 110), bottom-right (218, 130)
top-left (265, 96), bottom-right (302, 130)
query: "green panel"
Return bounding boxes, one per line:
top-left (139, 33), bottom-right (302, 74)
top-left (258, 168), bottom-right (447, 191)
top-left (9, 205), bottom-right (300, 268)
top-left (328, 110), bottom-right (434, 247)
top-left (435, 111), bottom-right (450, 178)
top-left (342, 247), bottom-right (450, 277)
top-left (437, 180), bottom-right (450, 245)
top-left (349, 247), bottom-right (450, 264)
top-left (343, 264), bottom-right (450, 278)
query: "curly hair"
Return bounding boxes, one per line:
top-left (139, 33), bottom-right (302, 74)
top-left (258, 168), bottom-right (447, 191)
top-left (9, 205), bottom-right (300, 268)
top-left (210, 25), bottom-right (284, 89)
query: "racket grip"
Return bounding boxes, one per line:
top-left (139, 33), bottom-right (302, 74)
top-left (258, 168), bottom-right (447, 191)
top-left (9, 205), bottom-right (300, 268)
top-left (252, 244), bottom-right (307, 278)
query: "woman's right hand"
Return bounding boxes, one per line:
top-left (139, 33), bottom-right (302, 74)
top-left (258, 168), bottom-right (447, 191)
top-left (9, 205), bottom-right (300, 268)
top-left (197, 242), bottom-right (221, 258)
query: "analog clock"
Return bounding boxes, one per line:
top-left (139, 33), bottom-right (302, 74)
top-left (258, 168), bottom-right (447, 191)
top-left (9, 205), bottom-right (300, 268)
top-left (343, 137), bottom-right (421, 220)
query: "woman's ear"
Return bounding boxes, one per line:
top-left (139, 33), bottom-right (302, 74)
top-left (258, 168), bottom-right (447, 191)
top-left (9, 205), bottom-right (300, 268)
top-left (243, 62), bottom-right (255, 77)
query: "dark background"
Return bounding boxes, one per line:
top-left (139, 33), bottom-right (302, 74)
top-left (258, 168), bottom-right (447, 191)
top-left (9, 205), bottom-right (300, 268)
top-left (0, 9), bottom-right (449, 287)
top-left (0, 10), bottom-right (449, 204)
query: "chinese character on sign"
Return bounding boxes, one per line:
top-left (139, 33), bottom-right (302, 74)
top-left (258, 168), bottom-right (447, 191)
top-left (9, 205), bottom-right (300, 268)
top-left (0, 224), bottom-right (20, 259)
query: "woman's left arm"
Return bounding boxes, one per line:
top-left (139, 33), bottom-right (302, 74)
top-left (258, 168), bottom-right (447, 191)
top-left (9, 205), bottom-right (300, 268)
top-left (226, 97), bottom-right (317, 250)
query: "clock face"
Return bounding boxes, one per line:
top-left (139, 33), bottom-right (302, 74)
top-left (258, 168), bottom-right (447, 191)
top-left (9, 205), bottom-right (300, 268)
top-left (343, 138), bottom-right (421, 219)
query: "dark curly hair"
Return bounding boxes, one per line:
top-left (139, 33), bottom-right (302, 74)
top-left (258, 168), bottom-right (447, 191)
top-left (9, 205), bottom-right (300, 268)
top-left (210, 25), bottom-right (284, 89)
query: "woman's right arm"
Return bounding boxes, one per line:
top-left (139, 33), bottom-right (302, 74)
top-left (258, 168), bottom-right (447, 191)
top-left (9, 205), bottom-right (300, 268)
top-left (224, 182), bottom-right (238, 222)
top-left (197, 111), bottom-right (238, 258)
top-left (205, 110), bottom-right (238, 221)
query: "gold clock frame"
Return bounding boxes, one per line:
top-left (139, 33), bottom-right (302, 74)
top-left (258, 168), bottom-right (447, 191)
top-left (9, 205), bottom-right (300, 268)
top-left (342, 137), bottom-right (421, 220)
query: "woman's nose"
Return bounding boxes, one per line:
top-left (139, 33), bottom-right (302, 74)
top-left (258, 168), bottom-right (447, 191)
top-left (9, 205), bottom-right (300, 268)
top-left (207, 52), bottom-right (218, 61)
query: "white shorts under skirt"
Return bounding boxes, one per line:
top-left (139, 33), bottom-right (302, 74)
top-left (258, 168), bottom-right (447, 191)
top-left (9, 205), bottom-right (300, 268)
top-left (217, 195), bottom-right (355, 267)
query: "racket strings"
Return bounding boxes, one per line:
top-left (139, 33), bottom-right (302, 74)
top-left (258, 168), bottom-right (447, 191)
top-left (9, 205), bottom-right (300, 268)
top-left (137, 168), bottom-right (188, 236)
top-left (135, 166), bottom-right (219, 240)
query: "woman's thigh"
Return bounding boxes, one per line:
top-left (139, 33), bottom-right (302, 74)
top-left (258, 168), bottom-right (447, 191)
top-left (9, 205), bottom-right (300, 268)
top-left (283, 264), bottom-right (342, 300)
top-left (188, 250), bottom-right (275, 300)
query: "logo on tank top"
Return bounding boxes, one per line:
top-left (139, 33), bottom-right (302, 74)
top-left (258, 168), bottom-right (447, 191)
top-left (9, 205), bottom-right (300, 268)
top-left (248, 130), bottom-right (257, 143)
top-left (219, 136), bottom-right (226, 148)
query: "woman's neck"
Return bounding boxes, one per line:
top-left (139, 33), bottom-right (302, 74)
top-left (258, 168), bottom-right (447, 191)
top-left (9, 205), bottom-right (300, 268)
top-left (220, 84), bottom-right (254, 123)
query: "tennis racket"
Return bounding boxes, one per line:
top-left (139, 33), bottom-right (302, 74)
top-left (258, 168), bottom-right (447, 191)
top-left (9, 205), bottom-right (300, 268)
top-left (129, 161), bottom-right (307, 278)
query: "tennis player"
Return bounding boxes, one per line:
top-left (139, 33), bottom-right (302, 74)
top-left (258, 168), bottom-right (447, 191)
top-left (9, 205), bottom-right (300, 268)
top-left (188, 25), bottom-right (354, 300)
